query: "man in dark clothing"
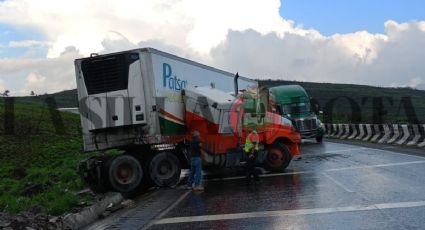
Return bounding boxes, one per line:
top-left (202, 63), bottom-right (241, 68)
top-left (187, 131), bottom-right (204, 191)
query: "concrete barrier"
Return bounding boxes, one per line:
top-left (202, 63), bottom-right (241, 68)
top-left (406, 125), bottom-right (421, 146)
top-left (325, 124), bottom-right (332, 136)
top-left (418, 125), bottom-right (425, 148)
top-left (378, 124), bottom-right (391, 144)
top-left (356, 124), bottom-right (365, 140)
top-left (386, 124), bottom-right (400, 144)
top-left (331, 124), bottom-right (338, 137)
top-left (336, 124), bottom-right (344, 138)
top-left (370, 124), bottom-right (382, 142)
top-left (347, 124), bottom-right (358, 139)
top-left (362, 124), bottom-right (373, 141)
top-left (340, 124), bottom-right (351, 139)
top-left (324, 123), bottom-right (424, 149)
top-left (396, 124), bottom-right (410, 145)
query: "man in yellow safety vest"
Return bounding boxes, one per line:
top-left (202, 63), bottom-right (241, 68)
top-left (244, 129), bottom-right (260, 183)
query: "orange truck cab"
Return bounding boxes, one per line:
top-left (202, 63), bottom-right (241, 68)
top-left (183, 85), bottom-right (300, 172)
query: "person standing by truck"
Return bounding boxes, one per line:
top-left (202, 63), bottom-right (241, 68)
top-left (244, 129), bottom-right (260, 184)
top-left (187, 131), bottom-right (205, 191)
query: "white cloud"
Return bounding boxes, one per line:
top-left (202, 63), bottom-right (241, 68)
top-left (208, 20), bottom-right (425, 88)
top-left (0, 0), bottom-right (293, 57)
top-left (0, 0), bottom-right (424, 94)
top-left (0, 46), bottom-right (82, 95)
top-left (8, 40), bottom-right (48, 48)
top-left (406, 78), bottom-right (422, 89)
top-left (100, 31), bottom-right (137, 54)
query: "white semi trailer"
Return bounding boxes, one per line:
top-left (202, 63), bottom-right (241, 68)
top-left (75, 48), bottom-right (258, 193)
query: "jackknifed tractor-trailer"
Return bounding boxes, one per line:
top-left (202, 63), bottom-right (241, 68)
top-left (75, 48), bottom-right (301, 194)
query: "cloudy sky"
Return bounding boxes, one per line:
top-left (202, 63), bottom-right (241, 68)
top-left (0, 0), bottom-right (424, 95)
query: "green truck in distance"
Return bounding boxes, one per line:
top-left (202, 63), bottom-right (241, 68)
top-left (269, 85), bottom-right (325, 143)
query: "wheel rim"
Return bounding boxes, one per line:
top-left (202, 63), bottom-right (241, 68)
top-left (267, 148), bottom-right (284, 168)
top-left (108, 155), bottom-right (143, 193)
top-left (156, 159), bottom-right (175, 180)
top-left (114, 162), bottom-right (136, 185)
top-left (150, 153), bottom-right (180, 186)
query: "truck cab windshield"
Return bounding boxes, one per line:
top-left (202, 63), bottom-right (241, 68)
top-left (280, 102), bottom-right (311, 115)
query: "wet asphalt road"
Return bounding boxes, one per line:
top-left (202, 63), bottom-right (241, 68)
top-left (87, 141), bottom-right (425, 230)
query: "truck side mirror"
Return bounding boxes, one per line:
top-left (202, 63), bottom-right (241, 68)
top-left (319, 110), bottom-right (323, 115)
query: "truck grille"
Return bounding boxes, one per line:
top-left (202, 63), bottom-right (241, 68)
top-left (81, 53), bottom-right (138, 95)
top-left (295, 118), bottom-right (317, 132)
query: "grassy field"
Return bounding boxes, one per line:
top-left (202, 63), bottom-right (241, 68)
top-left (0, 97), bottom-right (93, 215)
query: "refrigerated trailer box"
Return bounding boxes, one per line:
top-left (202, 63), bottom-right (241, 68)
top-left (75, 48), bottom-right (257, 151)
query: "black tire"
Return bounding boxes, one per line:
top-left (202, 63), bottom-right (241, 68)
top-left (106, 155), bottom-right (143, 193)
top-left (264, 142), bottom-right (292, 172)
top-left (316, 135), bottom-right (323, 143)
top-left (148, 152), bottom-right (181, 187)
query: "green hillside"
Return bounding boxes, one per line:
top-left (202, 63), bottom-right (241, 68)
top-left (17, 89), bottom-right (78, 108)
top-left (0, 98), bottom-right (93, 214)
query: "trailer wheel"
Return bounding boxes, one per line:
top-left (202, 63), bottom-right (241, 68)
top-left (264, 142), bottom-right (292, 172)
top-left (148, 152), bottom-right (181, 187)
top-left (107, 155), bottom-right (143, 193)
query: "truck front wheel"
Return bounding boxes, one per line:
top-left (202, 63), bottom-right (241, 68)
top-left (148, 152), bottom-right (181, 187)
top-left (107, 155), bottom-right (143, 193)
top-left (264, 142), bottom-right (292, 172)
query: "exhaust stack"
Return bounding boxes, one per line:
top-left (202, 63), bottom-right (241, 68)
top-left (234, 72), bottom-right (239, 96)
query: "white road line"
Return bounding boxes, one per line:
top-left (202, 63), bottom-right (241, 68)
top-left (326, 160), bottom-right (425, 172)
top-left (369, 148), bottom-right (425, 160)
top-left (140, 190), bottom-right (190, 230)
top-left (155, 200), bottom-right (425, 225)
top-left (323, 147), bottom-right (366, 154)
top-left (301, 147), bottom-right (366, 156)
top-left (322, 172), bottom-right (354, 193)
